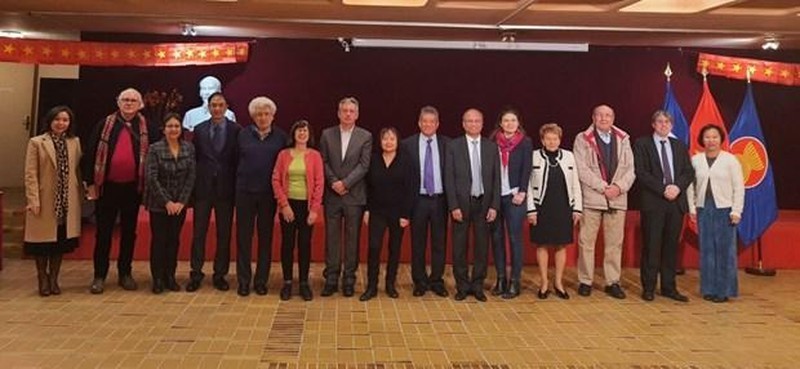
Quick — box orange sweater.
[272,148,324,214]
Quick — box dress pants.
[149,210,186,282]
[409,195,447,289]
[190,192,234,282]
[280,199,312,282]
[640,204,683,294]
[577,208,625,286]
[491,194,526,281]
[323,202,363,288]
[366,212,404,288]
[94,181,141,279]
[698,197,738,298]
[236,191,277,288]
[451,196,490,294]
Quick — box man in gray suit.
[319,97,373,297]
[444,108,500,302]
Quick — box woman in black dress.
[526,123,583,299]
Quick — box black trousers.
[366,212,404,288]
[94,181,140,279]
[149,210,186,282]
[235,191,277,287]
[409,195,448,289]
[280,199,313,283]
[190,193,234,282]
[323,202,363,288]
[640,204,684,294]
[451,197,490,294]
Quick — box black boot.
[48,254,63,295]
[35,256,51,297]
[503,279,521,299]
[491,278,508,296]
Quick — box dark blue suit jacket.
[502,136,534,194]
[193,118,241,199]
[402,133,450,203]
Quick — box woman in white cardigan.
[527,123,582,299]
[687,124,744,303]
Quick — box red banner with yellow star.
[697,52,800,87]
[0,39,249,67]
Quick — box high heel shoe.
[537,289,550,299]
[554,288,570,300]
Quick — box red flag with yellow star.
[689,79,730,155]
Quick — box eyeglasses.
[119,98,140,103]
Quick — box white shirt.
[466,135,483,196]
[340,125,354,160]
[418,134,443,195]
[653,133,674,184]
[597,129,611,144]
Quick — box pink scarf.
[495,131,524,167]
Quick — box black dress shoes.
[152,279,164,294]
[342,285,355,297]
[642,291,655,301]
[554,288,570,300]
[712,296,729,303]
[537,289,550,300]
[502,280,520,299]
[662,291,689,302]
[321,285,338,297]
[413,285,427,297]
[166,277,181,292]
[254,285,268,296]
[118,275,138,291]
[237,284,250,297]
[185,280,201,292]
[604,283,626,299]
[491,279,508,296]
[474,290,488,302]
[454,290,468,301]
[280,283,292,301]
[430,285,449,297]
[577,283,592,297]
[299,283,313,301]
[359,288,377,302]
[213,278,230,292]
[386,285,399,299]
[703,295,714,301]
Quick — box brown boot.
[35,256,51,297]
[48,254,63,295]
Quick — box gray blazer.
[319,125,373,206]
[444,135,501,213]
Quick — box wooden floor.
[0,259,798,368]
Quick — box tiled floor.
[0,259,798,368]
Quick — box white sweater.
[687,151,745,217]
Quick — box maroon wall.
[76,34,800,208]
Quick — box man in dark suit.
[633,109,694,302]
[318,97,373,297]
[186,92,241,292]
[444,108,500,302]
[401,106,450,298]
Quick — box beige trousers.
[577,208,626,286]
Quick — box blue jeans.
[491,194,526,281]
[698,196,738,298]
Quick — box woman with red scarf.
[490,108,533,299]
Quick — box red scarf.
[93,112,149,195]
[495,131,524,167]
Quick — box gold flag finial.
[701,66,708,82]
[746,66,753,83]
[664,63,673,82]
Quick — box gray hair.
[338,96,359,109]
[248,96,277,116]
[117,88,142,103]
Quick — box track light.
[337,37,351,53]
[761,37,779,50]
[181,23,197,37]
[500,32,516,43]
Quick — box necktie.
[660,140,673,184]
[470,140,483,197]
[423,138,435,194]
[212,124,224,153]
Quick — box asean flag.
[689,79,729,155]
[729,84,778,247]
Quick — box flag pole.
[666,62,686,275]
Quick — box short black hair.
[697,124,726,148]
[39,105,76,137]
[162,112,186,140]
[207,91,226,106]
[287,119,315,148]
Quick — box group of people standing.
[23,87,745,304]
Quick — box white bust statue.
[182,75,236,131]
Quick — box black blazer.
[500,136,533,194]
[633,135,694,213]
[192,118,241,199]
[402,133,449,200]
[444,135,501,213]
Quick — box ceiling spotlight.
[500,32,516,43]
[0,30,24,39]
[761,36,779,50]
[181,23,197,37]
[337,37,351,53]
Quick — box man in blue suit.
[186,92,241,292]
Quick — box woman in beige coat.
[24,106,83,296]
